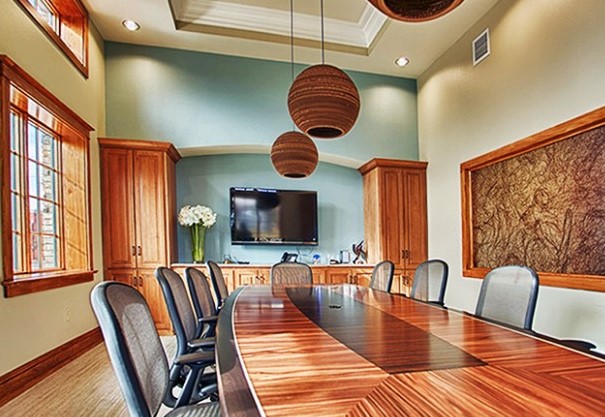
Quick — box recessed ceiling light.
[122,20,140,32]
[395,56,410,67]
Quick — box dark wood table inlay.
[286,286,485,373]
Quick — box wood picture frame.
[461,106,605,292]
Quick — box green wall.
[177,154,363,264]
[104,42,418,263]
[105,42,418,162]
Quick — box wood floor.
[0,337,176,417]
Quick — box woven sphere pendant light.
[287,64,360,139]
[368,0,465,22]
[270,131,318,178]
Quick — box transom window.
[14,0,89,77]
[1,55,94,297]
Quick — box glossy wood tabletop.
[216,285,605,417]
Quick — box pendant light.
[271,0,318,178]
[367,0,465,22]
[287,0,360,139]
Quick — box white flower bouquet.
[178,205,216,263]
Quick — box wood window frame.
[1,55,94,297]
[13,0,89,78]
[460,106,605,292]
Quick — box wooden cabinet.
[359,158,428,285]
[100,138,181,333]
[325,269,352,285]
[233,268,269,287]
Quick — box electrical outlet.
[64,306,72,322]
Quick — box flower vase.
[190,223,206,263]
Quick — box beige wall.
[0,0,105,374]
[418,0,605,350]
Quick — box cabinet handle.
[401,249,410,259]
[132,245,136,256]
[401,250,405,259]
[138,276,143,287]
[137,246,142,256]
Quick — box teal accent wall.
[104,42,419,263]
[177,154,363,264]
[105,42,419,162]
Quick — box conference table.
[215,284,605,416]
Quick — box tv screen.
[230,187,318,245]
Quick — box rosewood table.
[215,284,605,417]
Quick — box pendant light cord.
[290,0,296,131]
[320,0,325,64]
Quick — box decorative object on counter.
[312,254,321,264]
[352,240,367,264]
[339,250,351,264]
[367,0,465,22]
[287,0,360,139]
[178,204,217,263]
[271,0,318,178]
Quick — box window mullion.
[21,114,33,274]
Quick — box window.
[1,55,94,297]
[14,0,89,77]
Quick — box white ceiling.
[82,0,499,78]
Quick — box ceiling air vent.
[473,28,490,66]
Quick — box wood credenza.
[100,138,181,334]
[172,264,413,295]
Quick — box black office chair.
[270,262,313,286]
[475,265,539,330]
[186,267,219,338]
[155,267,217,406]
[207,261,229,310]
[410,259,449,306]
[369,260,395,292]
[90,281,220,417]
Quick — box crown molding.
[172,0,387,54]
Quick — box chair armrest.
[174,351,215,366]
[198,315,219,323]
[188,337,216,350]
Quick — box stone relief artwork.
[471,125,605,276]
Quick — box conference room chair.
[186,267,220,338]
[90,281,221,416]
[475,265,539,330]
[270,261,313,286]
[207,261,230,310]
[410,259,449,306]
[155,267,217,405]
[369,260,395,292]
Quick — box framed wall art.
[461,106,605,291]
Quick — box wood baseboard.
[0,327,102,407]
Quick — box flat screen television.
[230,187,318,245]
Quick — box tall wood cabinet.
[100,138,181,333]
[359,158,428,288]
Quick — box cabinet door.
[311,267,326,284]
[234,269,259,287]
[382,169,405,267]
[326,269,351,285]
[101,148,136,269]
[354,272,373,287]
[106,268,136,287]
[402,170,428,270]
[133,150,168,269]
[137,269,172,333]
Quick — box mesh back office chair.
[369,260,395,292]
[155,267,217,405]
[270,262,313,286]
[207,261,229,310]
[410,259,449,305]
[186,267,219,338]
[90,282,220,417]
[475,265,539,330]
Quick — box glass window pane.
[30,234,41,270]
[40,200,57,234]
[40,166,56,201]
[10,111,20,152]
[11,153,21,192]
[12,234,22,272]
[40,131,56,167]
[28,161,39,197]
[40,235,59,268]
[11,193,21,231]
[28,122,38,161]
[29,197,40,233]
